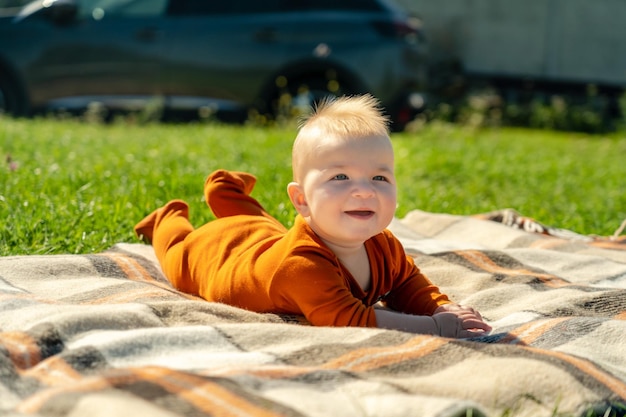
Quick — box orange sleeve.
[267,247,378,328]
[375,232,451,315]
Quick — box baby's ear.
[287,182,310,216]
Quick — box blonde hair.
[298,94,389,137]
[292,94,390,181]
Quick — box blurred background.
[1,0,625,132]
[395,0,626,132]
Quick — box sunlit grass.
[393,122,626,235]
[1,116,625,255]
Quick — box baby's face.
[296,134,397,248]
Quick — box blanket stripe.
[450,250,573,288]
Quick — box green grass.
[1,116,625,256]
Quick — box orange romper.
[139,170,450,327]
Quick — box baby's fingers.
[458,327,490,338]
[461,316,492,333]
[457,305,484,321]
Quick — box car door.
[156,0,287,113]
[18,0,167,110]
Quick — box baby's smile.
[345,210,375,219]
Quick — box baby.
[135,94,491,338]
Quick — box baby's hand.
[432,304,492,338]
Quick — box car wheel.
[270,75,350,121]
[0,70,28,116]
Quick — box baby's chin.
[318,231,381,250]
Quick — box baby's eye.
[332,174,349,180]
[373,175,388,182]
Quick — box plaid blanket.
[1,210,625,417]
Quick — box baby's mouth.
[345,210,375,218]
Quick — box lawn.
[1,116,625,255]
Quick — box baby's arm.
[374,304,491,338]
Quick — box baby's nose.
[352,181,375,197]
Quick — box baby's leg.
[204,170,281,226]
[134,200,197,294]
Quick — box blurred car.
[0,0,28,13]
[0,0,427,128]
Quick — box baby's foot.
[134,200,189,243]
[134,210,158,243]
[204,170,257,207]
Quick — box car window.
[282,0,384,12]
[167,0,281,15]
[165,0,383,16]
[77,0,166,19]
